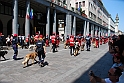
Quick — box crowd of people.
[0,32,110,62]
[89,34,124,83]
[1,32,124,81]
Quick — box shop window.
[5,6,9,14]
[8,7,12,15]
[21,10,25,18]
[0,5,4,14]
[18,9,21,17]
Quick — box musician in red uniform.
[78,35,82,47]
[95,35,99,48]
[69,35,75,56]
[81,35,85,51]
[25,37,29,46]
[51,33,57,52]
[34,33,39,43]
[45,34,49,47]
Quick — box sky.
[102,0,124,32]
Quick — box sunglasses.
[108,72,116,76]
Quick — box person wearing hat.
[35,36,46,66]
[51,33,58,52]
[69,35,75,55]
[95,35,99,48]
[12,34,18,60]
[111,53,123,68]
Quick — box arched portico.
[0,20,3,33]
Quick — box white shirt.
[111,63,123,68]
[6,37,10,42]
[119,72,124,83]
[105,78,119,83]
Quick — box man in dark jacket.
[36,37,46,66]
[85,35,91,51]
[12,34,18,60]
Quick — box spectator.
[111,53,123,68]
[89,67,122,83]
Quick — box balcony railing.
[45,0,109,28]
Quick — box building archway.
[7,19,12,36]
[0,20,3,33]
[7,19,20,36]
[23,23,33,36]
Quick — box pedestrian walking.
[35,36,46,66]
[69,35,75,55]
[12,34,18,60]
[85,34,91,51]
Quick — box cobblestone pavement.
[0,43,113,83]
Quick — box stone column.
[95,26,98,36]
[100,28,102,36]
[91,24,94,37]
[25,0,30,38]
[46,7,50,38]
[86,21,89,35]
[83,21,87,37]
[64,13,71,40]
[72,16,76,36]
[53,9,56,34]
[12,0,18,35]
[98,27,101,37]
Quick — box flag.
[26,9,30,19]
[30,9,33,19]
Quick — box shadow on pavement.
[72,51,113,83]
[23,61,38,68]
[40,61,49,67]
[0,58,10,61]
[14,57,24,60]
[0,81,12,83]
